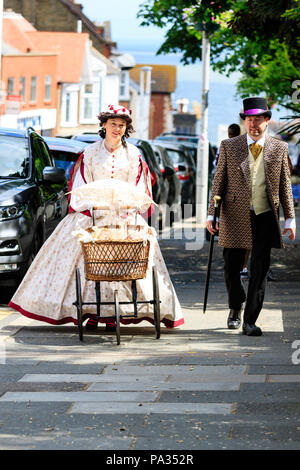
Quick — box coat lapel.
[263,135,273,186]
[239,135,251,188]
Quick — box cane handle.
[214,195,221,207]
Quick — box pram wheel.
[152,266,161,339]
[75,268,83,341]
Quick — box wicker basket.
[80,226,150,281]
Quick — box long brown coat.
[208,134,295,249]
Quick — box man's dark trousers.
[223,210,278,325]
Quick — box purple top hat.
[239,97,272,120]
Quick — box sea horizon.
[119,47,288,145]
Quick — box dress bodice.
[83,140,141,185]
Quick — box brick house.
[3,0,116,58]
[1,12,58,134]
[1,11,120,136]
[130,64,177,139]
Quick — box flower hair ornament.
[105,104,132,116]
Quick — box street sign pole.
[196,26,210,228]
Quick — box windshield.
[0,135,30,178]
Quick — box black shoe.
[85,316,98,331]
[105,322,116,332]
[242,323,262,336]
[227,309,242,329]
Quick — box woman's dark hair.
[97,112,134,146]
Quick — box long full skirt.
[9,212,184,328]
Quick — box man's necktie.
[249,143,263,160]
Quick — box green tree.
[138,0,300,112]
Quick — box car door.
[31,134,67,239]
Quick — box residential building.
[3,0,116,58]
[173,98,197,135]
[110,51,136,109]
[1,11,120,136]
[130,64,177,139]
[1,12,58,134]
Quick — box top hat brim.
[240,110,272,120]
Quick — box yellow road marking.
[0,309,14,319]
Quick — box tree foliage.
[138,0,300,112]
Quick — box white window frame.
[119,70,129,101]
[19,77,26,103]
[30,76,37,103]
[45,75,52,102]
[80,82,98,124]
[7,77,14,96]
[60,84,79,128]
[65,92,71,123]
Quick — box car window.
[154,150,162,166]
[31,135,52,180]
[185,147,197,164]
[183,150,196,167]
[50,150,79,163]
[0,135,30,178]
[165,149,185,165]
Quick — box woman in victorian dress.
[9,105,184,331]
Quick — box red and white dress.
[9,140,184,328]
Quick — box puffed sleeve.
[69,163,92,213]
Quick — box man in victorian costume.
[207,97,295,336]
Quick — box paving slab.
[0,391,158,402]
[87,382,240,391]
[68,402,234,415]
[103,365,248,375]
[0,436,134,451]
[268,374,300,382]
[19,373,168,383]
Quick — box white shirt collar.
[247,133,266,147]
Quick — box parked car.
[128,138,169,220]
[0,127,68,287]
[158,134,216,183]
[149,142,181,225]
[153,140,196,216]
[72,133,100,144]
[156,133,199,144]
[44,137,89,180]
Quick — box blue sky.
[80,0,239,84]
[80,0,167,48]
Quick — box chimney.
[94,21,104,37]
[176,98,189,113]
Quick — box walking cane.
[203,195,221,314]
